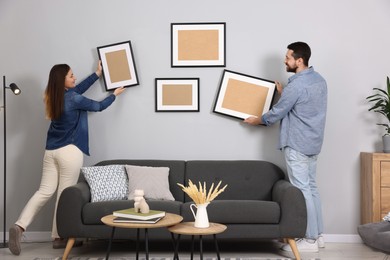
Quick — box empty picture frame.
[97,41,139,91]
[171,22,226,67]
[155,78,199,112]
[213,70,276,120]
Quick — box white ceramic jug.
[190,202,210,228]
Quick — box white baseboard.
[1,231,52,243]
[21,231,53,242]
[1,232,363,243]
[323,234,363,243]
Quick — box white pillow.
[82,165,128,202]
[125,165,175,201]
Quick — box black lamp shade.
[9,83,21,95]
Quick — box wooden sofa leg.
[62,238,75,260]
[286,238,301,260]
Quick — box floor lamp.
[1,76,21,248]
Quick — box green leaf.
[387,76,390,94]
[366,77,390,131]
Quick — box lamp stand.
[1,76,8,248]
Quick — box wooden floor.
[0,239,388,260]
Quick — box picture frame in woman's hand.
[97,40,139,91]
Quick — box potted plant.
[366,76,390,152]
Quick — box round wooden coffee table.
[168,222,227,260]
[101,213,183,260]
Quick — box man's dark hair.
[287,42,311,66]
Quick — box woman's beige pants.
[15,144,83,238]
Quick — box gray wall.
[0,0,389,239]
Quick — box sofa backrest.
[185,160,285,202]
[78,159,285,203]
[92,159,186,201]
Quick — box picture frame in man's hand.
[97,41,139,91]
[213,69,276,120]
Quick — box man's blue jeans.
[284,147,324,240]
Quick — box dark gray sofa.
[57,160,307,259]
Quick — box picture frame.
[213,70,276,121]
[155,78,200,112]
[171,22,226,67]
[97,41,139,91]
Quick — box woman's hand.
[113,87,125,96]
[95,60,103,77]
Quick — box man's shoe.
[317,235,325,248]
[53,238,83,249]
[9,225,23,255]
[281,238,319,253]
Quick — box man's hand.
[243,116,262,125]
[275,81,283,94]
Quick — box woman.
[8,62,125,255]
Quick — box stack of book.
[112,208,166,224]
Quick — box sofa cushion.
[125,165,175,201]
[185,161,285,202]
[181,200,280,224]
[82,200,182,224]
[94,160,186,201]
[81,165,128,202]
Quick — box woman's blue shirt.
[45,73,115,155]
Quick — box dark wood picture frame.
[97,41,139,91]
[213,70,276,120]
[155,78,200,112]
[171,22,226,67]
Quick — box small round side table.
[101,213,183,260]
[168,222,227,260]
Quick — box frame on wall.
[213,70,276,121]
[171,22,226,67]
[97,41,139,91]
[155,78,200,112]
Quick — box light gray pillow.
[125,165,175,201]
[82,165,128,202]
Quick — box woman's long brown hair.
[44,64,70,120]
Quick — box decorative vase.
[383,135,390,153]
[190,202,210,228]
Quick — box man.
[244,42,327,252]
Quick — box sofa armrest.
[57,182,91,238]
[272,179,307,238]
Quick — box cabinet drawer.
[381,187,390,214]
[381,161,390,186]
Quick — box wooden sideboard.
[360,152,390,224]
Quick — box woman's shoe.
[9,225,23,255]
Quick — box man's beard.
[286,64,297,73]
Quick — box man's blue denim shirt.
[46,73,115,155]
[262,67,327,156]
